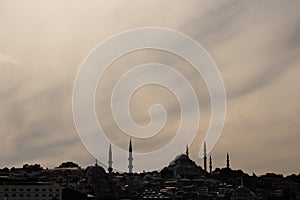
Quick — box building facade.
[0,182,62,200]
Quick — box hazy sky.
[0,0,300,175]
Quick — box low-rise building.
[0,182,62,200]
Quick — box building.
[165,146,204,179]
[85,162,112,199]
[0,182,62,200]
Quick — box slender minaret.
[203,142,207,172]
[226,153,230,169]
[209,155,212,174]
[186,144,189,157]
[128,139,133,173]
[108,143,113,173]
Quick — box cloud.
[0,0,299,174]
[0,54,21,66]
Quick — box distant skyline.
[0,1,300,175]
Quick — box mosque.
[84,140,232,198]
[104,140,231,178]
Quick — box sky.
[0,0,300,175]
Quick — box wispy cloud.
[0,0,299,174]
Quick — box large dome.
[167,153,203,179]
[86,165,106,177]
[173,154,189,162]
[169,154,192,166]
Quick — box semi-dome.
[236,186,250,193]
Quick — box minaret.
[209,155,212,174]
[203,142,207,173]
[226,153,230,169]
[186,144,189,157]
[128,139,133,173]
[108,143,113,173]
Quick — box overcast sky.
[0,0,300,175]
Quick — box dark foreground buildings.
[0,141,299,200]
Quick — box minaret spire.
[203,142,207,173]
[226,153,230,169]
[108,143,113,173]
[209,155,212,174]
[186,144,189,157]
[128,139,133,173]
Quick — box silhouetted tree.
[22,164,43,172]
[0,167,9,173]
[57,161,80,168]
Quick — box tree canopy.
[57,161,80,168]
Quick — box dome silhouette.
[86,165,106,178]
